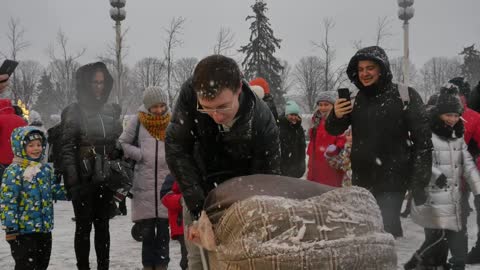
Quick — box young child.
[0,126,64,270]
[161,174,188,270]
[324,127,352,187]
[406,84,480,270]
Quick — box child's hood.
[10,126,47,161]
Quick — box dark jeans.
[176,236,189,270]
[417,228,467,270]
[373,191,405,238]
[72,185,113,270]
[141,218,170,267]
[8,232,52,270]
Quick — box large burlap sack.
[208,186,396,270]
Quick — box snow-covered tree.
[419,56,462,100]
[460,45,480,86]
[239,0,285,107]
[33,72,57,128]
[294,56,325,111]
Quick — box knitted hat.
[143,86,168,110]
[250,77,270,94]
[316,91,337,105]
[25,131,43,144]
[250,85,265,99]
[448,77,471,97]
[435,83,463,115]
[285,100,300,115]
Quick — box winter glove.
[435,174,448,189]
[411,188,427,207]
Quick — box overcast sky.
[1,0,479,70]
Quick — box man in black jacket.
[165,55,280,269]
[60,62,122,270]
[326,46,433,238]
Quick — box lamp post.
[110,0,126,104]
[397,0,414,86]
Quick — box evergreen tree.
[239,0,285,108]
[33,72,58,128]
[460,44,480,86]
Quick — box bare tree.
[312,18,348,93]
[375,16,393,47]
[47,29,85,111]
[293,56,325,111]
[172,57,197,102]
[213,27,236,56]
[419,57,462,100]
[2,17,31,101]
[279,59,294,96]
[389,56,418,85]
[352,39,364,51]
[163,17,186,106]
[133,57,166,90]
[16,60,43,108]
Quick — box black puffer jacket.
[165,79,281,217]
[326,46,433,198]
[469,81,480,113]
[278,115,306,178]
[60,62,122,191]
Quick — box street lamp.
[110,0,126,104]
[397,0,414,86]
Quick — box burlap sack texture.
[208,186,397,270]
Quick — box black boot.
[404,253,422,270]
[467,244,480,264]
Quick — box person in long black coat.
[278,100,306,178]
[326,46,433,238]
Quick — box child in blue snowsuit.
[0,126,65,270]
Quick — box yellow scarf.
[138,112,171,141]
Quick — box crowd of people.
[0,46,480,270]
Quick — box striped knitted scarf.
[138,112,171,141]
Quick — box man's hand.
[0,74,9,94]
[186,223,201,243]
[334,98,353,119]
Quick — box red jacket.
[460,96,480,168]
[161,181,184,239]
[307,114,346,187]
[0,99,26,165]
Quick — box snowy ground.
[0,200,478,269]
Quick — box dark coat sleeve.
[405,87,433,203]
[60,104,81,190]
[165,81,206,218]
[251,102,281,175]
[469,84,480,113]
[325,108,351,136]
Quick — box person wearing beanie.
[447,79,480,264]
[60,61,123,270]
[325,46,432,238]
[405,83,480,270]
[119,85,171,270]
[307,91,346,187]
[278,100,306,178]
[249,77,279,122]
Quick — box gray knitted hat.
[143,86,168,109]
[316,91,337,105]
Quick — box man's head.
[143,86,169,116]
[91,69,105,99]
[193,55,242,124]
[346,46,392,91]
[358,60,381,87]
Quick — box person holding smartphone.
[325,46,433,238]
[0,74,9,94]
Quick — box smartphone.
[0,59,19,82]
[337,88,351,101]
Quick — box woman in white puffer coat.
[119,86,171,270]
[406,84,480,270]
